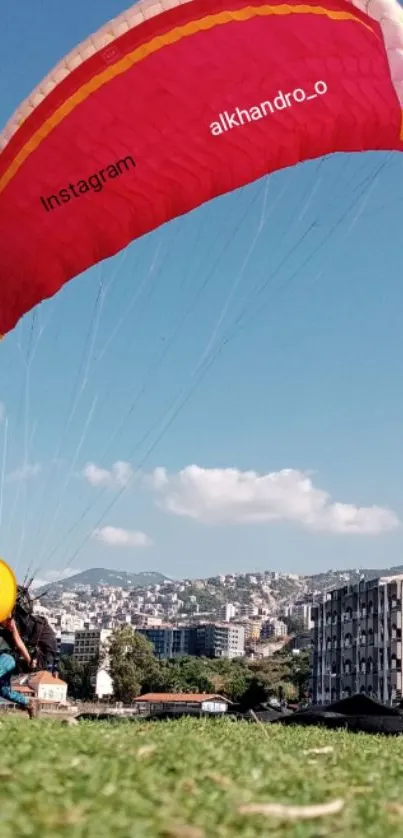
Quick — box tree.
[59,655,95,700]
[166,657,215,693]
[288,649,311,700]
[144,661,181,693]
[276,681,298,702]
[247,648,311,703]
[222,670,249,703]
[239,676,268,709]
[108,626,159,703]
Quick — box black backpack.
[14,587,58,671]
[28,614,58,670]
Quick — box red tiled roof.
[133,693,230,703]
[28,671,67,687]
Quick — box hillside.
[36,567,168,594]
[35,562,403,611]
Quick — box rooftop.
[28,672,67,687]
[134,693,230,704]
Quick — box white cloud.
[150,465,399,536]
[82,461,134,489]
[92,526,153,548]
[7,463,41,483]
[150,466,169,489]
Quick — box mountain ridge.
[34,562,403,597]
[35,567,169,594]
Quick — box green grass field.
[2,716,403,837]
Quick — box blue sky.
[1,1,403,584]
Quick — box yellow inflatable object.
[0,559,17,621]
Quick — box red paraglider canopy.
[0,0,402,337]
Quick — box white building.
[60,614,85,632]
[197,623,245,658]
[220,603,236,622]
[29,672,68,703]
[94,669,114,699]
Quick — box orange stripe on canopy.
[0,3,375,196]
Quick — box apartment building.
[291,602,315,631]
[137,623,245,659]
[196,622,245,659]
[311,574,403,706]
[136,626,193,659]
[57,632,75,658]
[241,619,261,642]
[261,619,288,640]
[73,629,112,665]
[219,603,236,622]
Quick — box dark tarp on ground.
[75,694,403,733]
[244,702,293,723]
[267,693,403,735]
[317,693,399,716]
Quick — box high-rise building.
[311,574,403,706]
[136,626,193,659]
[73,629,112,665]
[195,623,245,659]
[137,623,245,660]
